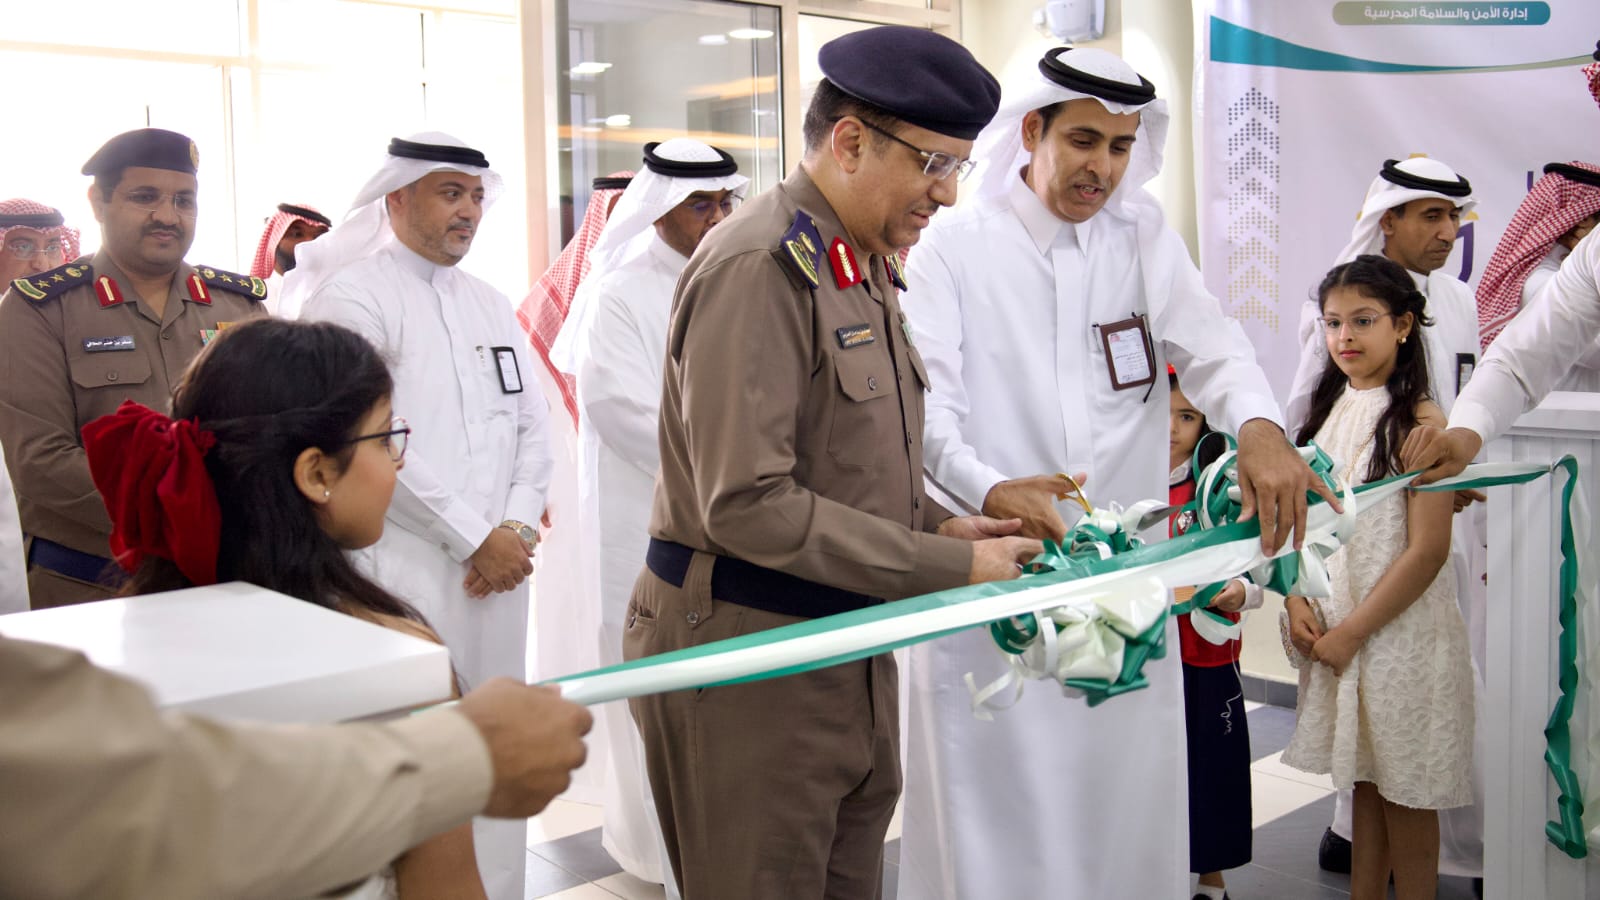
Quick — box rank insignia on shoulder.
[10,262,93,304]
[193,266,269,302]
[884,253,908,291]
[829,238,862,290]
[777,211,823,290]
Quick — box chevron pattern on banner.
[1223,87,1282,331]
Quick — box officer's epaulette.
[775,211,824,291]
[190,265,269,303]
[10,262,93,304]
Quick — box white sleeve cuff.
[1446,401,1496,447]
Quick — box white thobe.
[1454,229,1600,442]
[0,443,24,613]
[571,236,678,891]
[302,241,554,900]
[1285,260,1487,875]
[897,173,1281,900]
[1525,246,1600,391]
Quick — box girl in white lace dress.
[1280,256,1474,900]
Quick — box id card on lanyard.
[491,346,524,394]
[1096,313,1156,392]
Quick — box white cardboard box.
[0,581,453,723]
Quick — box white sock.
[1194,885,1226,900]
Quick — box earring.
[1400,336,1407,344]
[323,489,331,499]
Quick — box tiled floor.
[523,701,1478,898]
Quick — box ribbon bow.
[82,400,222,586]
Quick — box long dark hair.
[1294,254,1433,482]
[125,319,426,629]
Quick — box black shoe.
[1473,877,1483,898]
[1318,826,1352,874]
[1191,894,1230,900]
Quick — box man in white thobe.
[548,138,746,896]
[897,47,1323,900]
[1284,156,1488,880]
[282,132,555,900]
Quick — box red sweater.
[1170,475,1242,667]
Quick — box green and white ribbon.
[544,455,1587,857]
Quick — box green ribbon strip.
[544,455,1587,856]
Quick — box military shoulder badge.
[191,265,268,304]
[10,262,93,305]
[775,211,823,291]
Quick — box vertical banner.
[1198,1,1600,407]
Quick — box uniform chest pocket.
[68,351,152,391]
[827,349,896,468]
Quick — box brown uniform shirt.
[0,250,267,558]
[0,635,490,899]
[648,166,972,601]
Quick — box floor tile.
[1247,704,1298,761]
[1223,861,1351,899]
[592,872,668,900]
[529,799,606,845]
[524,850,587,900]
[1251,749,1337,791]
[1245,793,1353,892]
[532,827,625,882]
[1253,771,1338,828]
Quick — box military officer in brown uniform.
[625,26,1039,899]
[0,128,267,609]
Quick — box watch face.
[518,525,537,543]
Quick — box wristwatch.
[500,519,538,551]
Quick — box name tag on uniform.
[83,335,135,353]
[491,346,523,394]
[1456,352,1476,395]
[835,324,875,349]
[1097,314,1156,391]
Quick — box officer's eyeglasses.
[343,416,411,462]
[851,119,976,183]
[685,195,738,219]
[5,238,63,261]
[1318,313,1396,336]
[121,189,199,219]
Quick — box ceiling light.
[604,114,632,128]
[570,61,612,76]
[727,28,773,40]
[698,34,729,46]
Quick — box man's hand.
[981,473,1086,542]
[1400,425,1482,486]
[1452,489,1486,513]
[1235,419,1341,555]
[465,528,534,598]
[937,515,1023,541]
[968,536,1045,584]
[456,680,592,818]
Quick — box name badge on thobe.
[491,346,524,393]
[1097,314,1156,391]
[1455,352,1476,395]
[83,335,135,352]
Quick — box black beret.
[82,128,199,179]
[818,26,1000,141]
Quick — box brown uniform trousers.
[626,166,972,899]
[0,251,266,607]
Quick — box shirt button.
[905,430,913,445]
[914,497,921,509]
[161,331,172,341]
[106,371,119,382]
[867,376,878,391]
[686,610,701,625]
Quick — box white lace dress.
[1281,384,1475,809]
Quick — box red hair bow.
[83,400,222,586]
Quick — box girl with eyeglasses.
[1279,254,1473,900]
[81,317,487,900]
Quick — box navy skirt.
[1183,662,1253,873]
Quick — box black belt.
[646,538,883,619]
[26,537,119,586]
